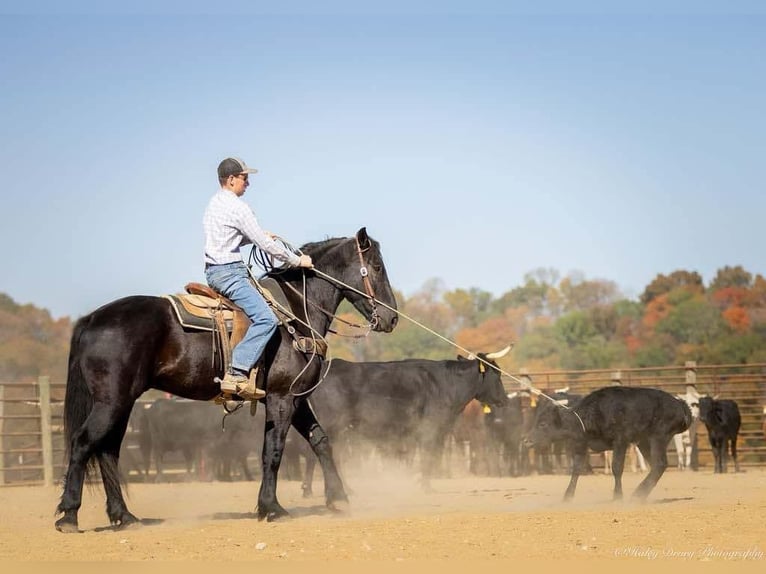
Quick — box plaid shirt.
[203,189,301,266]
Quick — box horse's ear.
[356,227,370,248]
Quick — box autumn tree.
[0,294,72,381]
[640,270,704,305]
[558,272,621,312]
[708,265,753,292]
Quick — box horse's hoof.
[327,499,350,514]
[257,505,290,522]
[266,511,291,522]
[116,513,140,529]
[55,518,80,534]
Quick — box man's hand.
[298,254,313,268]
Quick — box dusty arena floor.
[0,467,764,565]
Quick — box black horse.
[55,228,398,532]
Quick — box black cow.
[530,389,585,475]
[698,397,741,474]
[140,398,224,481]
[524,386,692,501]
[483,392,526,476]
[303,346,512,493]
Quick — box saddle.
[163,278,328,377]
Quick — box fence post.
[38,376,54,487]
[0,384,5,486]
[519,368,534,404]
[685,361,700,471]
[611,371,622,386]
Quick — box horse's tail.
[62,314,96,478]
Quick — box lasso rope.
[248,240,587,431]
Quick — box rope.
[248,238,586,431]
[311,267,587,433]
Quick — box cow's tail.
[61,314,96,480]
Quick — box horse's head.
[299,227,398,333]
[340,227,398,332]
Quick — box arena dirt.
[0,466,763,564]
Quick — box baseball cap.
[217,157,259,179]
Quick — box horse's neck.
[279,274,342,335]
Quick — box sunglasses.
[233,174,249,182]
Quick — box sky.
[1,2,765,319]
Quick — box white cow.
[673,385,701,470]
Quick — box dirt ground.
[0,465,764,564]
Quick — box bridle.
[355,235,380,330]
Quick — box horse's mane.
[298,236,347,259]
[263,236,349,282]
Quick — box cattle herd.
[122,349,745,504]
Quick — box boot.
[235,365,266,401]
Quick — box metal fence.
[2,362,765,485]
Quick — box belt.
[205,261,244,269]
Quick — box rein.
[247,236,381,397]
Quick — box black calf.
[525,386,691,501]
[698,397,741,473]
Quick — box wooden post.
[611,371,622,386]
[519,368,534,405]
[0,384,5,486]
[38,376,54,487]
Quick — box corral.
[0,362,764,563]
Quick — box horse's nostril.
[391,316,398,328]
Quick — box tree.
[708,265,753,292]
[558,274,621,312]
[0,294,72,381]
[443,287,493,330]
[492,268,562,318]
[640,270,703,304]
[455,316,517,359]
[655,296,724,348]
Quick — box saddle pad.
[163,294,234,332]
[256,277,295,325]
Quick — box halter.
[355,235,380,330]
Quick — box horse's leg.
[97,409,139,528]
[291,398,348,511]
[302,452,316,497]
[256,395,295,521]
[56,401,133,532]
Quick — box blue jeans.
[205,262,278,374]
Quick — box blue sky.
[2,3,765,319]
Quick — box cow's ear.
[457,355,467,361]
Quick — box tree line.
[1,264,764,381]
[328,265,766,371]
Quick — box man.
[203,157,312,399]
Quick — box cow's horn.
[466,353,476,360]
[485,345,512,360]
[554,399,569,406]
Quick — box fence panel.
[2,362,765,486]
